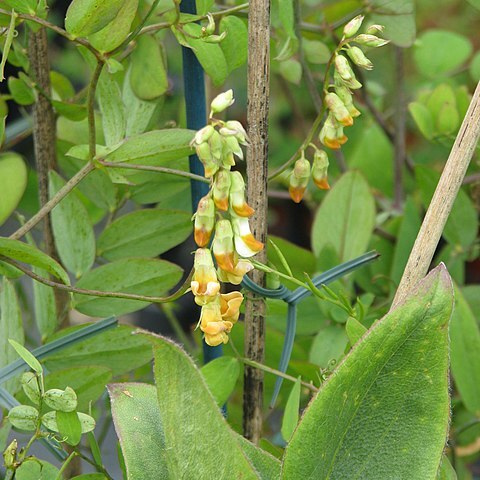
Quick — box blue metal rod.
[180,0,223,364]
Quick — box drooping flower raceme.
[189,90,264,346]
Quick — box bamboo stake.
[392,81,480,309]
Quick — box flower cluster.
[319,15,389,150]
[190,90,264,346]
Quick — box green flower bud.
[289,157,311,203]
[343,15,364,38]
[203,13,216,36]
[365,24,385,35]
[196,141,219,178]
[224,120,249,144]
[203,32,228,44]
[193,125,215,145]
[334,55,362,90]
[209,130,224,161]
[347,46,373,70]
[210,89,234,116]
[319,113,348,150]
[335,85,361,118]
[325,92,353,126]
[224,134,243,161]
[354,34,390,47]
[312,149,330,190]
[213,169,231,211]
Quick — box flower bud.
[3,439,17,469]
[230,171,254,217]
[217,256,254,284]
[343,15,364,38]
[347,46,373,70]
[212,169,231,210]
[196,141,219,178]
[220,291,243,323]
[312,149,330,190]
[319,114,348,149]
[334,56,362,90]
[191,248,220,305]
[354,34,390,48]
[224,120,249,144]
[203,13,215,36]
[212,219,236,273]
[194,195,215,247]
[288,157,311,203]
[365,24,384,35]
[193,125,215,145]
[325,92,353,126]
[335,85,361,118]
[209,129,224,161]
[231,214,264,258]
[210,89,234,116]
[223,134,244,161]
[202,32,228,44]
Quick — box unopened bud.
[209,130,224,161]
[312,150,330,190]
[212,219,236,272]
[334,63,362,90]
[193,125,214,145]
[354,34,389,48]
[230,171,254,217]
[335,85,361,118]
[224,120,249,144]
[213,169,231,210]
[203,32,227,44]
[334,55,362,90]
[194,195,215,247]
[365,24,384,35]
[196,141,219,178]
[325,92,353,126]
[3,439,17,469]
[203,13,215,36]
[343,15,364,38]
[319,114,348,149]
[210,89,234,116]
[347,46,373,70]
[289,157,311,203]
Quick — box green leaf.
[470,51,480,81]
[88,0,138,53]
[278,58,302,84]
[7,405,39,431]
[409,101,434,139]
[130,35,168,100]
[15,459,59,480]
[345,316,367,345]
[8,339,42,374]
[71,475,108,480]
[49,171,96,277]
[219,16,248,72]
[8,75,36,105]
[368,0,416,47]
[309,324,348,368]
[65,0,126,37]
[196,0,213,15]
[450,286,480,414]
[21,372,41,406]
[0,237,70,284]
[281,376,301,442]
[303,39,331,64]
[50,71,75,99]
[43,366,112,411]
[44,386,78,412]
[148,333,260,478]
[282,266,453,479]
[52,100,87,121]
[182,23,228,86]
[97,70,125,146]
[416,166,477,248]
[235,434,281,480]
[436,102,459,135]
[42,410,95,435]
[56,410,82,445]
[414,30,472,77]
[0,152,28,226]
[32,265,58,341]
[200,356,240,406]
[3,1,37,15]
[97,209,191,261]
[108,383,169,480]
[312,171,376,262]
[44,325,152,376]
[438,455,457,480]
[0,278,24,392]
[73,258,182,316]
[390,197,421,285]
[104,128,194,165]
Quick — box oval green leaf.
[0,152,27,226]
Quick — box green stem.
[75,451,115,480]
[0,256,193,304]
[55,451,78,480]
[99,160,209,183]
[9,162,95,240]
[251,260,309,289]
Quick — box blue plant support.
[180,0,223,365]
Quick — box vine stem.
[391,80,480,309]
[0,8,103,61]
[88,61,104,159]
[0,256,193,304]
[98,160,209,183]
[9,162,95,241]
